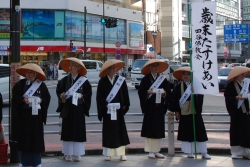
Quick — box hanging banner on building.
[191,1,219,94]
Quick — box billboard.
[129,22,144,47]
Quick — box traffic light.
[103,18,118,28]
[70,42,73,49]
[101,18,105,23]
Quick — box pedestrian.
[171,67,210,159]
[138,59,170,159]
[123,66,127,77]
[96,59,130,161]
[224,66,250,159]
[56,57,92,162]
[12,63,51,167]
[128,65,132,77]
[46,64,51,80]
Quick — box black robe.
[224,81,250,148]
[12,79,51,152]
[96,75,130,148]
[171,82,208,142]
[56,74,92,142]
[138,74,171,139]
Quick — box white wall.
[2,0,142,22]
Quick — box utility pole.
[84,6,87,59]
[10,0,21,163]
[103,0,106,62]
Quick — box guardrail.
[2,112,230,135]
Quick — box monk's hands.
[147,88,155,94]
[60,92,66,99]
[23,97,29,104]
[78,94,83,99]
[175,112,180,121]
[236,94,247,100]
[162,90,166,97]
[191,86,194,93]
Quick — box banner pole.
[188,0,197,159]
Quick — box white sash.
[237,79,249,109]
[106,76,125,103]
[23,79,42,97]
[179,84,192,108]
[23,79,42,115]
[65,76,87,99]
[148,75,166,99]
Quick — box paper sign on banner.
[111,105,117,120]
[31,98,39,115]
[152,88,164,103]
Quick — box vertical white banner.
[191,1,219,94]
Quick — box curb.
[42,147,231,157]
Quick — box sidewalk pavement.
[2,153,250,167]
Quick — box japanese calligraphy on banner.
[191,1,219,94]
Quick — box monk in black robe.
[12,63,50,167]
[97,59,130,161]
[224,66,250,159]
[171,67,210,159]
[138,59,170,159]
[56,58,92,162]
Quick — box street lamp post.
[152,31,158,58]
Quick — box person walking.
[12,63,51,167]
[56,57,92,162]
[224,66,250,159]
[128,65,132,77]
[96,59,130,161]
[138,59,170,159]
[171,67,210,159]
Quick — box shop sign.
[37,46,44,51]
[127,49,146,54]
[0,51,8,56]
[0,46,8,50]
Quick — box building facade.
[0,0,146,67]
[158,0,242,63]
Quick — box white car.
[0,64,10,103]
[58,59,103,84]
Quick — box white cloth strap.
[148,75,166,99]
[65,76,87,99]
[179,83,192,108]
[106,76,125,103]
[23,79,42,97]
[237,79,249,109]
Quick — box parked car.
[181,62,190,66]
[0,64,10,103]
[218,67,233,91]
[58,59,103,84]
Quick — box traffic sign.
[149,47,154,52]
[115,42,121,47]
[224,24,249,43]
[187,43,192,50]
[116,55,121,60]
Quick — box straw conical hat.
[173,67,191,81]
[16,63,46,81]
[141,59,169,75]
[227,66,250,82]
[99,59,125,78]
[59,57,87,76]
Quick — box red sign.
[127,49,146,54]
[115,42,121,47]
